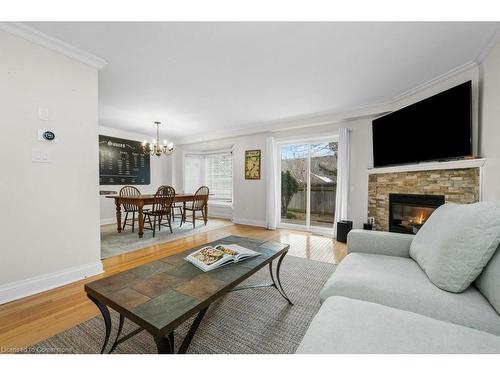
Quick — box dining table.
[106,194,207,238]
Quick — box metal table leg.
[88,295,112,354]
[269,252,293,305]
[178,306,209,354]
[154,334,174,354]
[108,314,125,354]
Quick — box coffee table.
[84,235,292,354]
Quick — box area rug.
[101,218,233,259]
[30,255,335,354]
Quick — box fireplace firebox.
[389,193,445,234]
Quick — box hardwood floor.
[0,224,346,351]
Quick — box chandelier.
[141,121,174,157]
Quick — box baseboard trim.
[208,213,233,220]
[100,217,116,225]
[0,261,103,305]
[101,215,233,225]
[232,218,266,228]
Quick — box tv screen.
[372,81,472,168]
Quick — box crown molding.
[391,61,478,103]
[176,61,479,145]
[175,103,387,145]
[0,22,107,69]
[474,28,500,64]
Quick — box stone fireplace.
[368,162,482,232]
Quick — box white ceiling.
[26,22,500,142]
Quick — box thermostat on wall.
[38,128,56,142]
[43,131,55,141]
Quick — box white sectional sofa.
[297,202,500,354]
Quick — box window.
[184,151,233,202]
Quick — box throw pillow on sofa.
[409,201,500,293]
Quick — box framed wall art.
[245,150,261,180]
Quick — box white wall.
[99,126,173,224]
[479,39,500,201]
[0,30,102,303]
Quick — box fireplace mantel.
[367,158,486,175]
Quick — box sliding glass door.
[280,144,308,226]
[279,140,338,232]
[310,143,337,228]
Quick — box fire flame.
[415,212,426,225]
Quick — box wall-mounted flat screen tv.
[372,81,472,168]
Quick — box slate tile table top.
[85,235,291,354]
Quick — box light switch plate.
[32,149,50,163]
[38,107,49,121]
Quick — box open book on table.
[184,244,260,272]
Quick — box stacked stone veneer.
[368,168,480,231]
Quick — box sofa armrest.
[346,229,414,258]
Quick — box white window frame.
[276,134,339,236]
[183,149,233,204]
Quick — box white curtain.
[334,127,350,236]
[265,137,279,229]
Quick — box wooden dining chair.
[119,185,140,232]
[181,186,209,228]
[156,185,183,223]
[143,186,175,237]
[171,198,184,223]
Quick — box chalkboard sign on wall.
[99,135,151,185]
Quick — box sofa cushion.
[320,252,500,335]
[296,296,500,354]
[476,246,500,314]
[409,201,500,293]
